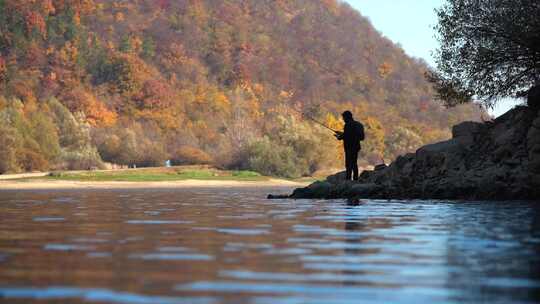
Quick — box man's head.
[342,110,353,123]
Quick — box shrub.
[59,147,104,170]
[244,136,303,178]
[171,146,213,165]
[20,148,49,171]
[0,125,21,173]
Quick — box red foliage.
[25,42,47,68]
[25,11,47,38]
[155,0,170,10]
[133,79,172,109]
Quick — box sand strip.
[0,179,308,190]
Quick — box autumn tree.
[429,0,540,108]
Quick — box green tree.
[29,110,61,162]
[119,34,132,53]
[0,125,21,173]
[245,136,301,178]
[142,36,156,59]
[429,0,540,108]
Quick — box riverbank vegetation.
[0,0,481,178]
[44,167,268,182]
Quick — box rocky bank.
[289,93,540,201]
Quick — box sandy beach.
[0,178,308,190]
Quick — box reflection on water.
[0,188,539,304]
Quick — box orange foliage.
[0,57,6,82]
[322,0,340,15]
[172,146,213,165]
[20,149,49,172]
[10,79,36,104]
[56,42,79,67]
[41,0,56,15]
[62,88,117,126]
[53,0,95,15]
[115,12,125,22]
[378,62,394,79]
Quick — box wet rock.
[299,181,334,198]
[345,183,382,197]
[267,194,290,199]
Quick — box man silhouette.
[335,111,364,181]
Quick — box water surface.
[0,187,539,303]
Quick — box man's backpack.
[357,122,365,141]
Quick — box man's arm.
[334,131,344,140]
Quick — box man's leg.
[352,149,359,181]
[345,150,352,180]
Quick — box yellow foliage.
[115,12,125,22]
[73,11,81,25]
[325,113,344,131]
[131,36,143,52]
[253,83,264,95]
[58,42,79,67]
[378,62,393,79]
[362,116,386,163]
[212,92,231,113]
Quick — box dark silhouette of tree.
[429,0,540,108]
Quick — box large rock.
[345,183,382,197]
[528,85,540,109]
[288,106,538,201]
[326,171,347,184]
[527,114,540,173]
[452,121,484,138]
[416,139,462,154]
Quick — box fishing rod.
[289,107,339,133]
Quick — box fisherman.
[335,111,365,181]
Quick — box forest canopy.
[0,0,481,177]
[429,0,540,108]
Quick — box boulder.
[305,181,333,198]
[374,163,387,171]
[528,85,540,109]
[528,119,540,146]
[416,139,463,157]
[527,117,540,173]
[326,171,347,184]
[452,121,484,138]
[529,154,540,173]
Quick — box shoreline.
[0,178,309,190]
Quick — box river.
[0,187,539,303]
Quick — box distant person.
[335,111,365,181]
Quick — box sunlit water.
[0,187,539,304]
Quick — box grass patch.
[43,167,268,182]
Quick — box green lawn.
[43,167,269,182]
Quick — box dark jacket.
[342,120,364,151]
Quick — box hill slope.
[0,0,481,177]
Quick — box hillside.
[0,0,482,177]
